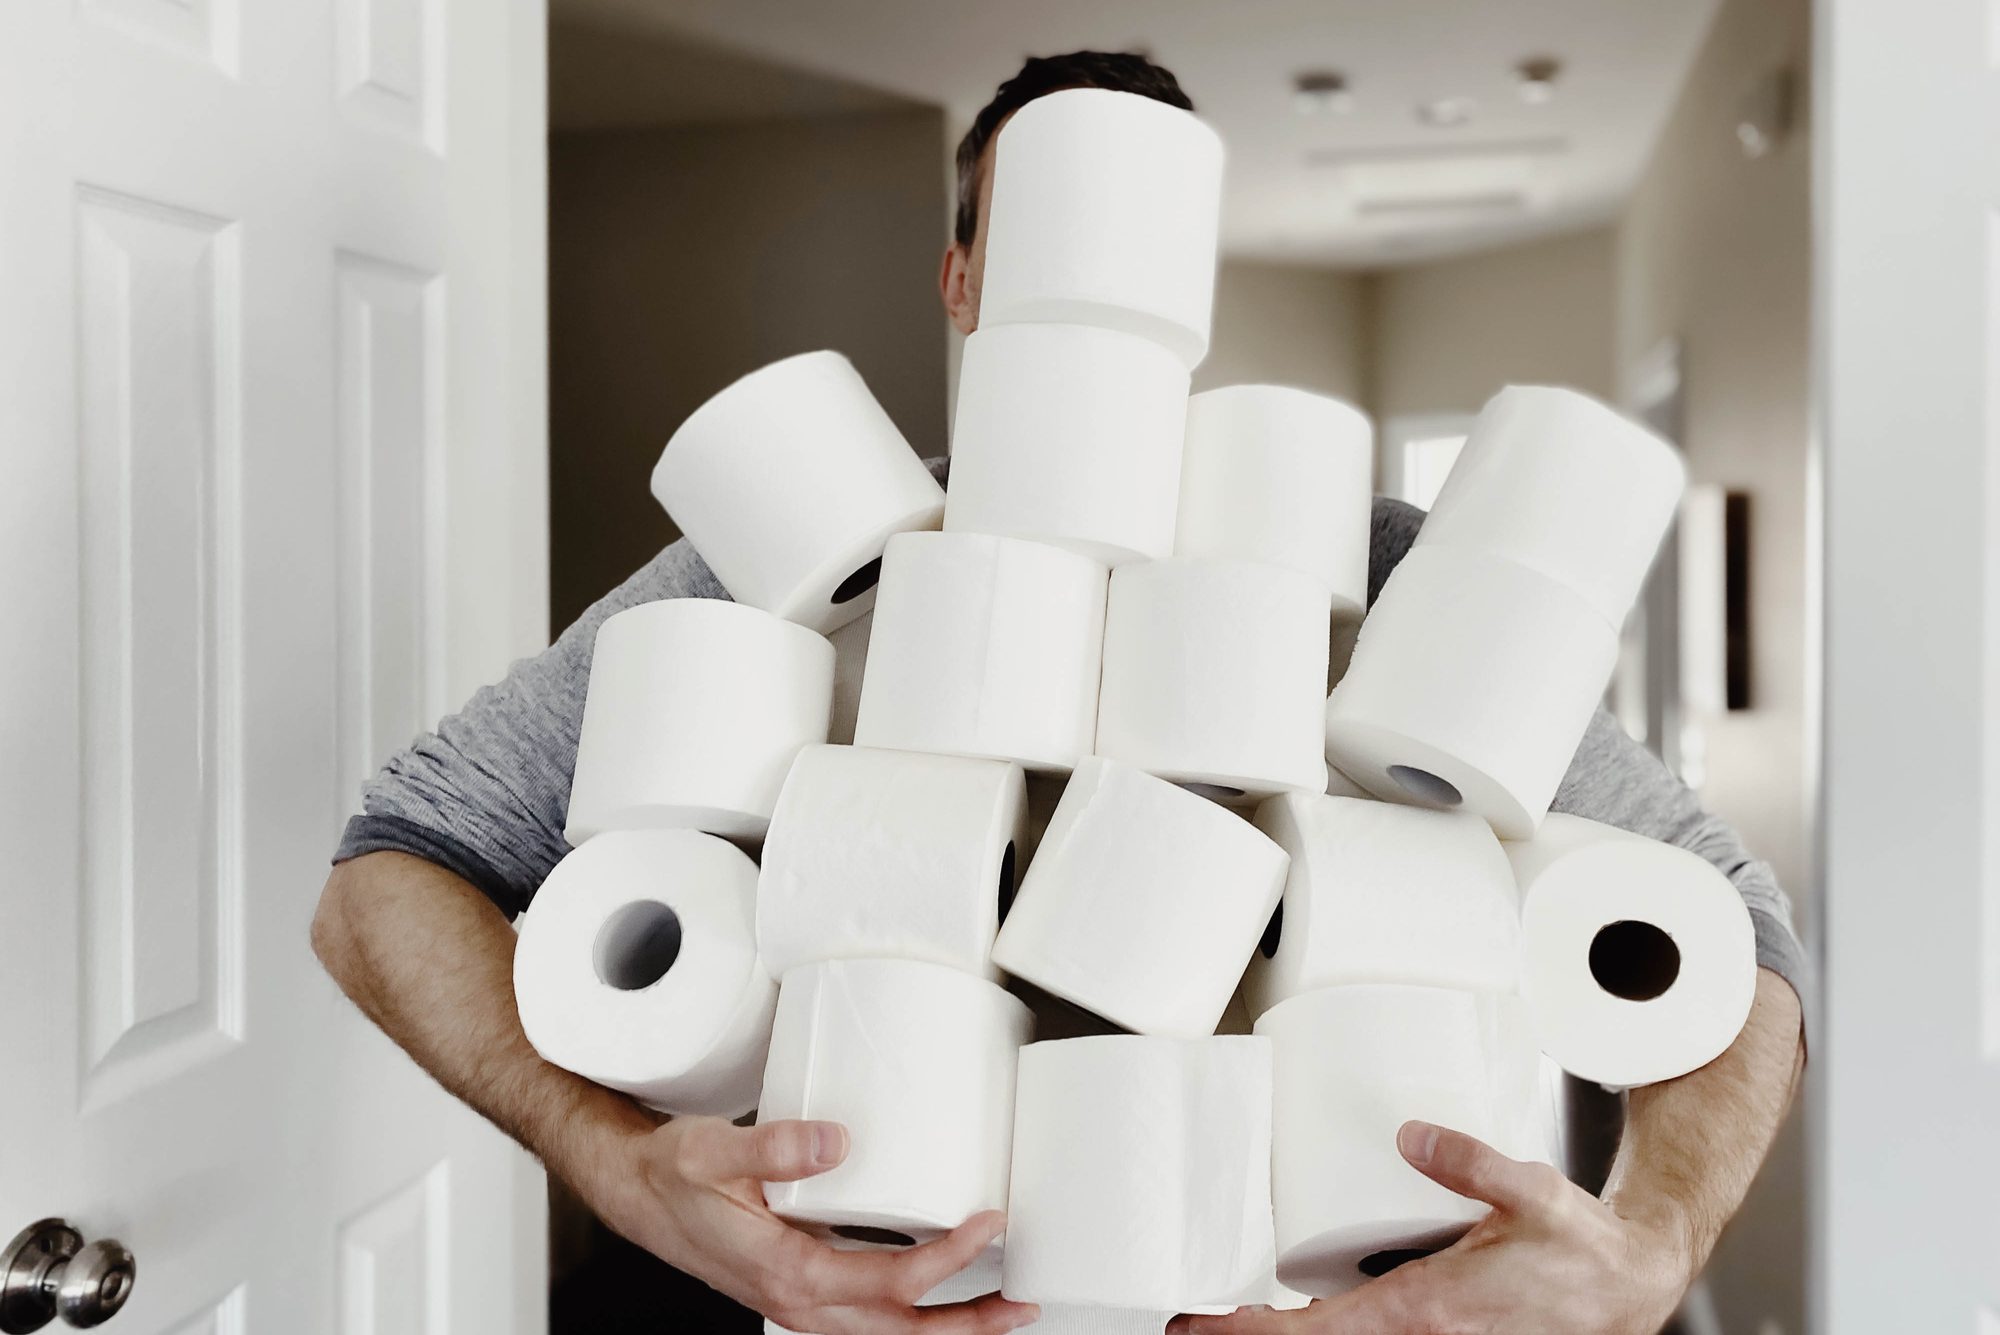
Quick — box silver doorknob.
[0,1221,135,1332]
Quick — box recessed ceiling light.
[1516,56,1561,103]
[1416,96,1475,127]
[1292,69,1352,114]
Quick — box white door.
[1813,0,2000,1328]
[0,1,550,1332]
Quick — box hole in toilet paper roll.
[997,841,1018,923]
[1259,902,1283,959]
[831,1224,917,1248]
[1588,920,1681,1001]
[593,901,684,991]
[1183,782,1246,801]
[1387,765,1463,808]
[1358,1247,1441,1278]
[830,557,883,605]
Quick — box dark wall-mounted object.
[1724,491,1752,711]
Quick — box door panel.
[0,2,547,1331]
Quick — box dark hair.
[953,51,1194,246]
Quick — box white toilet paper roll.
[760,959,1032,1247]
[757,745,1027,981]
[565,599,834,844]
[1096,559,1332,802]
[1324,545,1619,838]
[990,758,1288,1038]
[853,531,1107,771]
[650,351,945,634]
[1244,793,1521,1020]
[943,323,1190,565]
[980,88,1224,367]
[514,829,775,1117]
[1003,1035,1275,1311]
[1176,386,1374,617]
[1257,984,1545,1298]
[1416,386,1686,629]
[1510,814,1758,1088]
[940,323,1184,567]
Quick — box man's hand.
[1169,1120,1690,1335]
[580,1114,1039,1335]
[1171,969,1804,1335]
[313,854,1037,1334]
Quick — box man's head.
[939,51,1193,335]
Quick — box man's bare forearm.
[310,851,655,1192]
[1601,967,1806,1271]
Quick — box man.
[315,50,1806,1335]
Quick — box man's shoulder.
[1368,494,1425,606]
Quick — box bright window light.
[1401,434,1467,511]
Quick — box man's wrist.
[1605,1190,1707,1289]
[532,1079,661,1219]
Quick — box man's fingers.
[1172,1269,1449,1335]
[1166,1305,1310,1335]
[705,1118,851,1183]
[770,1210,1009,1312]
[765,1214,1032,1335]
[875,1210,1011,1305]
[908,1292,1044,1334]
[1397,1119,1561,1214]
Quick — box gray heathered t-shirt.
[333,458,1807,1001]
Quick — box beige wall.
[1195,260,1371,403]
[1369,225,1618,420]
[1614,0,1813,1330]
[548,110,951,628]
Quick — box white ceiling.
[550,0,1722,267]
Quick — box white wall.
[1613,0,1813,1329]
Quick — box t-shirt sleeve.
[1364,496,1811,1023]
[331,456,953,917]
[1552,711,1810,1016]
[331,537,729,917]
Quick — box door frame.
[1808,0,2000,1327]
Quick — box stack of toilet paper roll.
[754,744,1034,1250]
[1242,791,1554,1298]
[514,596,841,1117]
[1326,384,1687,838]
[518,339,949,1119]
[507,74,1773,1329]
